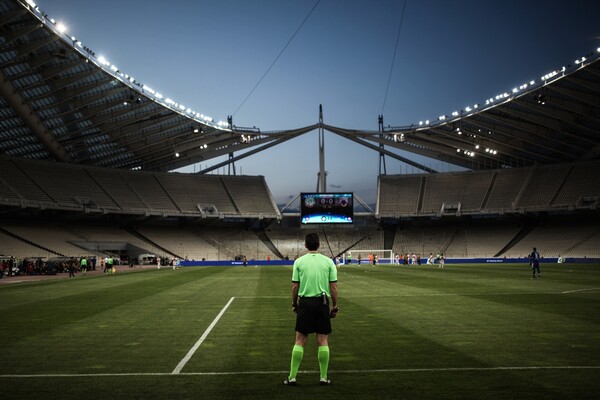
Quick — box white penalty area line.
[2,366,599,379]
[171,296,235,375]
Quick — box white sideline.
[171,296,235,374]
[1,365,599,378]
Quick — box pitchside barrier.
[179,257,600,267]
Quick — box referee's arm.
[329,281,338,308]
[291,281,299,311]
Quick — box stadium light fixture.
[56,23,67,33]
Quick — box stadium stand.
[91,168,149,211]
[484,169,529,211]
[0,157,54,205]
[196,228,274,260]
[503,219,600,258]
[552,160,600,207]
[123,172,180,213]
[378,161,600,218]
[0,229,52,258]
[156,173,236,215]
[0,156,280,218]
[377,175,422,215]
[1,223,96,258]
[515,165,571,209]
[134,226,219,261]
[221,176,280,217]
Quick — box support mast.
[317,104,327,192]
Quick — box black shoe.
[319,378,331,385]
[284,378,297,386]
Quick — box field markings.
[171,296,235,374]
[2,365,599,378]
[562,287,600,294]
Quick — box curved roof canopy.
[1,0,600,174]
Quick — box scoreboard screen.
[300,193,353,224]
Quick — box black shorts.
[295,297,332,335]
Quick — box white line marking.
[562,288,600,294]
[171,296,235,374]
[2,365,599,378]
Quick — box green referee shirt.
[292,252,337,297]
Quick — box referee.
[285,233,338,386]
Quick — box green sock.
[318,345,330,380]
[289,344,304,379]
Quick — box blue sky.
[39,0,600,204]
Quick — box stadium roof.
[1,0,600,174]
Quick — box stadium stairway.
[494,220,537,257]
[124,227,182,259]
[255,230,284,259]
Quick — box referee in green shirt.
[285,233,339,386]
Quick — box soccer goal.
[345,249,394,265]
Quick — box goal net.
[344,249,394,265]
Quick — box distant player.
[529,247,541,279]
[438,254,445,268]
[80,256,87,276]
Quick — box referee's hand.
[330,306,339,318]
[292,303,298,313]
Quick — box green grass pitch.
[1,263,599,399]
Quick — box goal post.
[344,249,394,265]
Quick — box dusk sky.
[38,0,600,204]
